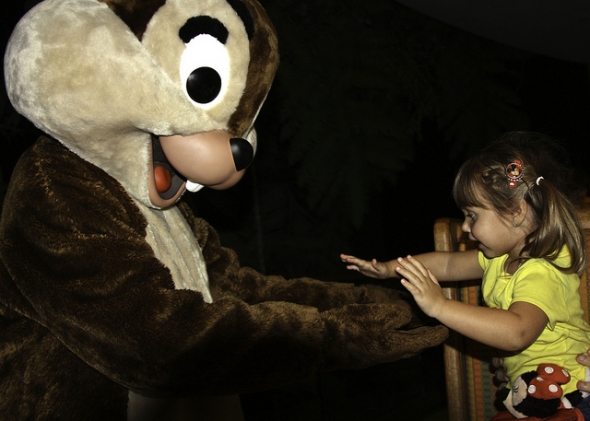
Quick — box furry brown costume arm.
[0,137,447,398]
[180,201,411,310]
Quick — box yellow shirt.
[479,249,590,394]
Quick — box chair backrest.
[436,198,590,421]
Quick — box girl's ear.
[511,200,529,227]
[513,201,524,216]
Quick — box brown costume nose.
[230,137,254,171]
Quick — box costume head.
[0,1,448,419]
[4,0,279,208]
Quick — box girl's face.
[461,205,524,260]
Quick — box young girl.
[342,132,590,418]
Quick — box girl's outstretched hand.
[340,254,394,279]
[396,255,446,319]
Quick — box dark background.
[1,1,589,420]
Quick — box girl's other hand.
[397,255,446,319]
[576,349,590,393]
[340,254,393,279]
[491,357,509,388]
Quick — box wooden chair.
[435,199,590,421]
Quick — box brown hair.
[453,131,587,275]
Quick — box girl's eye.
[464,212,475,222]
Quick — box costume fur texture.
[0,0,448,419]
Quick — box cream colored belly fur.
[127,202,243,421]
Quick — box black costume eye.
[186,67,222,104]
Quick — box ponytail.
[524,178,587,275]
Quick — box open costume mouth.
[151,135,187,199]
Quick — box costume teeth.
[186,180,204,192]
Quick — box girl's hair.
[453,131,587,275]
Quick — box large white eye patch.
[179,16,231,108]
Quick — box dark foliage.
[192,0,530,279]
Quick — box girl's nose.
[461,219,471,233]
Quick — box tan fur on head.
[142,0,251,126]
[4,0,278,207]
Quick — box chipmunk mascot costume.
[0,0,448,419]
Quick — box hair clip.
[505,160,523,189]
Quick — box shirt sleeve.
[511,262,568,330]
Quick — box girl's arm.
[340,249,483,282]
[397,256,548,351]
